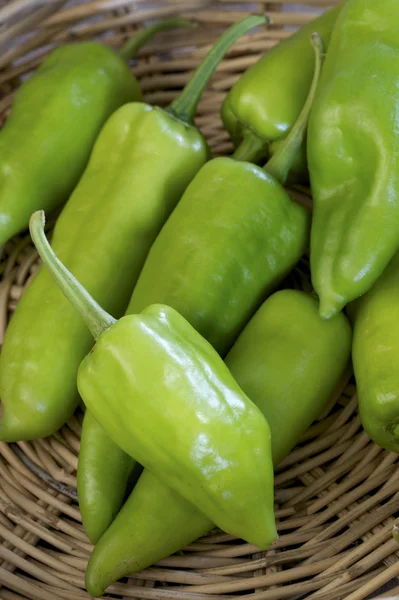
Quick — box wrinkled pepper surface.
[0,16,263,444]
[308,0,399,318]
[221,4,341,166]
[0,19,191,245]
[86,290,351,597]
[30,211,278,551]
[352,251,399,453]
[77,32,322,546]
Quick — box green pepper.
[221,5,341,165]
[78,411,144,545]
[129,157,308,353]
[0,19,192,245]
[77,32,322,547]
[85,289,351,597]
[77,411,138,545]
[351,251,399,453]
[308,0,399,318]
[227,290,352,465]
[0,16,264,444]
[30,211,278,551]
[128,34,323,353]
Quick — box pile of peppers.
[1,0,399,595]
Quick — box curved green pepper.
[77,411,137,545]
[128,35,324,354]
[0,16,264,444]
[226,290,352,465]
[85,289,351,597]
[221,5,341,165]
[129,157,308,353]
[30,211,278,551]
[77,32,322,548]
[308,0,399,318]
[0,19,192,245]
[352,251,399,453]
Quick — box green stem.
[232,130,269,163]
[29,212,115,341]
[119,18,197,62]
[264,32,325,185]
[168,14,267,125]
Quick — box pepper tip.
[318,295,344,321]
[319,306,339,321]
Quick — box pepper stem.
[119,18,197,62]
[264,33,325,185]
[29,212,116,341]
[167,15,268,125]
[232,130,269,163]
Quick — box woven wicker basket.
[1,1,399,599]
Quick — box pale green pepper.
[30,210,278,553]
[85,290,351,597]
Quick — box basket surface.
[1,1,399,599]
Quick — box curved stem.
[119,18,196,62]
[29,211,115,341]
[168,14,268,125]
[232,130,268,163]
[264,32,325,185]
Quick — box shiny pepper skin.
[78,304,277,550]
[85,290,351,597]
[0,15,265,444]
[77,411,140,545]
[0,103,209,442]
[0,44,138,245]
[0,19,193,245]
[226,290,352,465]
[29,211,277,553]
[308,0,399,318]
[221,5,341,165]
[80,151,308,543]
[129,157,309,356]
[78,29,323,548]
[74,15,268,545]
[352,251,399,453]
[79,150,309,542]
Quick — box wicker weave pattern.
[2,1,399,599]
